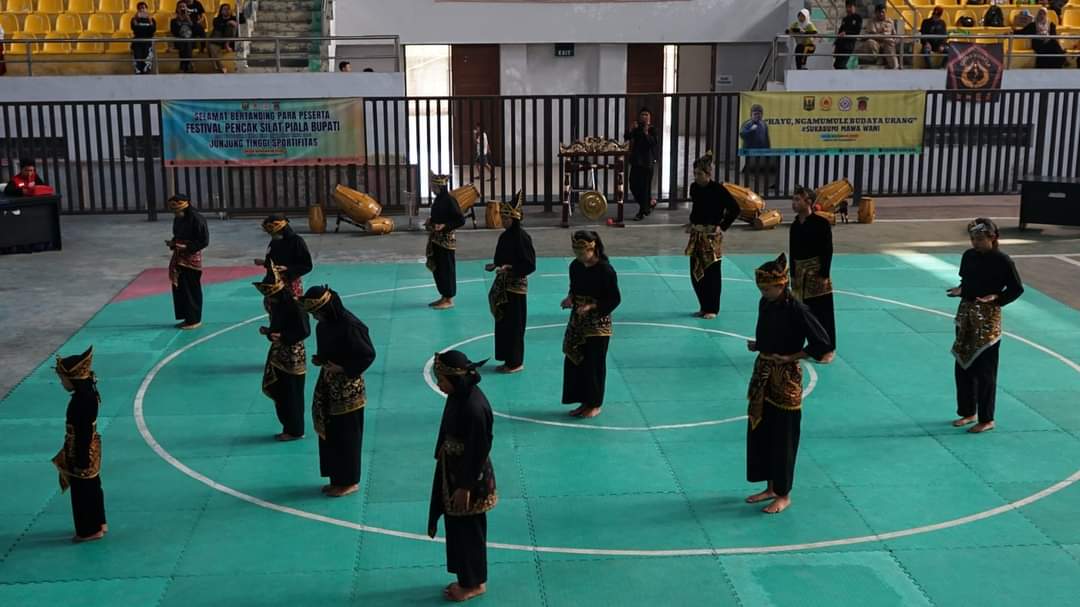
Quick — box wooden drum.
[752,208,783,230]
[308,204,326,234]
[814,210,837,225]
[815,179,853,213]
[723,182,766,222]
[858,197,876,224]
[450,184,480,214]
[365,216,394,235]
[332,185,382,223]
[485,203,503,229]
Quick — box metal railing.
[0,34,400,75]
[2,89,1079,218]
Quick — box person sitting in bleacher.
[170,2,206,74]
[131,3,157,75]
[920,6,949,66]
[857,5,899,69]
[1016,7,1068,68]
[209,3,241,73]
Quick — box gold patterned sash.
[746,355,803,430]
[51,423,102,492]
[488,272,528,321]
[952,300,1002,370]
[311,368,366,439]
[562,295,613,366]
[684,225,723,282]
[425,229,457,272]
[791,256,833,301]
[439,437,498,516]
[261,341,307,398]
[168,246,203,288]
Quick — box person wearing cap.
[52,347,108,542]
[859,4,899,70]
[789,185,836,349]
[919,6,949,66]
[300,285,376,497]
[166,194,210,330]
[485,191,536,374]
[946,218,1024,434]
[427,350,497,603]
[426,174,467,310]
[255,267,310,441]
[685,152,741,319]
[255,214,313,298]
[745,254,834,514]
[3,158,48,197]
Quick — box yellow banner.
[738,91,926,156]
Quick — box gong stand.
[558,149,628,228]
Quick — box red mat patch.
[112,266,265,302]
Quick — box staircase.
[247,0,321,71]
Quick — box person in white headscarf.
[1015,7,1067,68]
[787,9,818,70]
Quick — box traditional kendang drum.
[815,179,853,213]
[722,182,766,223]
[365,216,394,235]
[308,204,326,234]
[485,203,503,229]
[579,190,608,221]
[450,184,480,214]
[815,210,837,225]
[753,208,783,230]
[858,197,876,224]
[332,184,382,223]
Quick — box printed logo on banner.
[821,97,833,111]
[803,96,816,111]
[945,42,1004,102]
[838,96,852,112]
[857,97,869,111]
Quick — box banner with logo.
[946,43,1004,102]
[162,98,365,167]
[737,91,927,156]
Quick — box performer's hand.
[258,326,269,335]
[976,294,998,303]
[820,351,836,364]
[269,333,282,343]
[434,223,446,231]
[165,239,174,248]
[484,263,496,272]
[747,340,757,352]
[946,287,962,297]
[499,265,513,273]
[575,303,595,316]
[174,242,187,250]
[451,488,471,512]
[427,523,438,539]
[560,296,573,309]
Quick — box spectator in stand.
[834,0,863,70]
[0,22,7,77]
[473,123,494,182]
[186,0,208,26]
[920,6,949,66]
[4,159,48,197]
[858,5,899,69]
[171,2,206,74]
[787,9,818,70]
[208,3,240,73]
[131,3,157,75]
[1016,7,1067,68]
[339,61,352,73]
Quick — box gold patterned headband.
[572,238,596,252]
[500,191,524,221]
[432,174,450,186]
[754,253,790,288]
[55,347,94,381]
[263,219,288,234]
[168,197,190,211]
[253,268,285,297]
[300,289,333,313]
[434,356,469,377]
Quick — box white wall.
[501,44,627,96]
[336,0,795,44]
[784,69,1080,91]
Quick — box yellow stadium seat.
[35,0,66,17]
[117,11,137,33]
[130,0,158,11]
[4,0,34,15]
[153,11,171,34]
[74,31,106,54]
[7,32,42,55]
[87,13,116,34]
[0,14,20,36]
[22,14,52,35]
[203,0,220,14]
[159,0,179,13]
[107,32,131,53]
[934,0,959,5]
[55,13,84,34]
[100,0,128,13]
[40,32,72,54]
[67,0,96,17]
[1064,8,1080,27]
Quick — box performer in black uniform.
[427,175,466,310]
[255,214,313,298]
[685,152,740,319]
[428,350,497,603]
[166,194,209,330]
[745,254,834,514]
[486,191,536,374]
[789,186,836,348]
[561,231,621,419]
[947,218,1024,434]
[53,347,108,542]
[300,286,376,497]
[255,267,310,441]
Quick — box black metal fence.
[2,89,1078,218]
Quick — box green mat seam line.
[512,433,551,607]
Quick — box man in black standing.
[834,1,863,70]
[625,108,658,221]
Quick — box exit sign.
[555,44,575,58]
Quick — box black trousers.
[629,165,653,216]
[747,405,802,497]
[834,40,855,69]
[177,42,194,72]
[955,342,1000,424]
[319,407,364,486]
[172,267,203,324]
[562,336,610,409]
[494,293,527,368]
[269,371,306,437]
[794,43,813,70]
[431,247,457,298]
[804,293,836,351]
[445,513,488,588]
[691,259,723,315]
[69,475,107,538]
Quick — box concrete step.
[253,21,313,36]
[255,10,314,24]
[250,40,316,53]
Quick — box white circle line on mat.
[133,276,1080,556]
[420,321,817,431]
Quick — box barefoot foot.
[568,406,585,417]
[952,416,977,427]
[762,495,791,514]
[702,313,717,320]
[579,407,602,419]
[745,489,777,504]
[446,583,487,602]
[326,484,359,497]
[968,421,995,434]
[73,530,105,543]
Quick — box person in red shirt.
[4,159,48,197]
